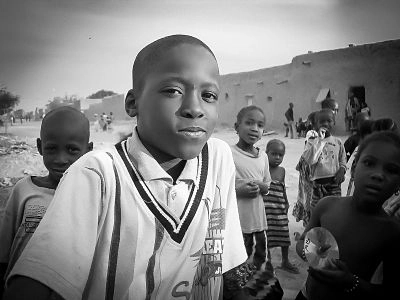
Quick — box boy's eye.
[161,88,182,97]
[362,159,374,167]
[386,165,400,175]
[68,148,80,154]
[202,92,218,103]
[44,146,56,152]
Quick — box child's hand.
[308,259,356,291]
[252,180,269,195]
[334,167,346,184]
[318,128,330,139]
[236,182,260,198]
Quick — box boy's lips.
[364,184,382,194]
[178,127,206,137]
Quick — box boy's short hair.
[266,139,285,152]
[359,119,374,139]
[132,34,217,95]
[41,106,90,140]
[371,118,398,133]
[235,105,265,124]
[355,131,400,163]
[317,108,334,120]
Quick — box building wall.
[218,39,400,134]
[83,94,129,121]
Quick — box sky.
[1,0,400,112]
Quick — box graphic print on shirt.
[23,204,47,233]
[115,141,209,244]
[190,185,225,299]
[318,144,335,164]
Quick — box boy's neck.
[351,195,385,215]
[31,175,58,190]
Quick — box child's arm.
[3,276,61,300]
[295,197,326,260]
[0,263,7,297]
[334,140,347,184]
[302,135,327,166]
[282,170,289,214]
[252,153,272,195]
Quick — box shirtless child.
[295,131,400,300]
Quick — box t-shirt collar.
[125,128,198,186]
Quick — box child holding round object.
[295,131,400,300]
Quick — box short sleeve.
[219,144,248,273]
[0,182,25,263]
[7,157,110,300]
[263,153,271,186]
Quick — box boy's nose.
[54,152,70,164]
[179,92,205,119]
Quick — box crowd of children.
[1,34,400,300]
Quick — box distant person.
[321,97,339,117]
[293,111,319,226]
[99,112,107,131]
[344,112,370,161]
[296,117,308,138]
[301,109,347,210]
[93,113,100,132]
[231,105,271,271]
[264,139,299,274]
[295,131,400,300]
[0,107,92,296]
[345,91,360,131]
[284,102,294,139]
[360,100,371,117]
[344,119,374,196]
[4,34,246,300]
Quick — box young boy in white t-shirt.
[0,107,92,296]
[4,35,247,300]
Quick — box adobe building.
[81,94,128,121]
[218,39,400,135]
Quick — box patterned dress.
[264,181,291,248]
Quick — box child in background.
[295,131,400,300]
[0,107,93,295]
[5,35,247,300]
[344,119,374,196]
[302,109,347,210]
[344,112,370,161]
[293,110,318,226]
[264,139,299,274]
[231,105,271,270]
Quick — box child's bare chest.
[321,209,388,274]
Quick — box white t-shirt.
[0,176,54,279]
[8,130,247,300]
[231,145,271,233]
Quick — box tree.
[87,89,117,99]
[0,87,20,115]
[46,94,80,112]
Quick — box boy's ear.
[234,122,239,133]
[36,138,43,156]
[125,89,138,118]
[88,142,93,151]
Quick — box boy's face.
[317,111,334,131]
[354,141,400,206]
[37,119,92,185]
[127,44,219,161]
[267,144,285,168]
[235,110,265,146]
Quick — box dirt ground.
[0,120,351,299]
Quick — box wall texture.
[218,39,400,134]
